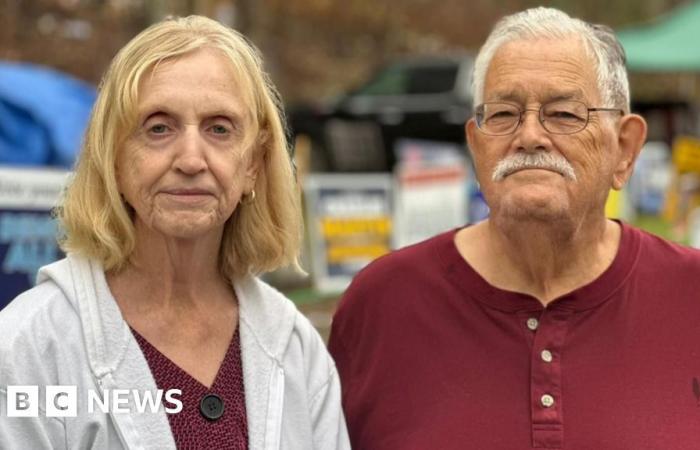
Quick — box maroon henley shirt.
[329,222,700,449]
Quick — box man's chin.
[495,189,571,221]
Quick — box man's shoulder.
[630,224,700,268]
[353,229,456,287]
[333,229,456,320]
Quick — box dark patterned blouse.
[132,327,248,450]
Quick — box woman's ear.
[611,113,647,191]
[245,134,267,192]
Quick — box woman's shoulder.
[237,275,333,371]
[0,280,80,343]
[237,276,317,351]
[1,255,84,335]
[0,281,83,385]
[236,276,298,333]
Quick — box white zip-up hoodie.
[0,254,350,449]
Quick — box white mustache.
[491,152,576,181]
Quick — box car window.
[406,66,457,94]
[357,64,458,96]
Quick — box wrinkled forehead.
[133,47,258,123]
[484,37,601,105]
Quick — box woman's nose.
[173,127,207,174]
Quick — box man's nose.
[515,109,549,152]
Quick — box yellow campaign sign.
[322,217,392,263]
[672,136,700,174]
[327,244,390,263]
[304,173,393,292]
[321,217,392,237]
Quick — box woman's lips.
[164,188,212,195]
[161,189,214,203]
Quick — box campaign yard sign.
[304,174,393,293]
[0,167,70,309]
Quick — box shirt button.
[541,349,553,363]
[200,393,225,421]
[541,394,555,408]
[527,318,539,331]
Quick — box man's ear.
[612,113,647,191]
[466,118,487,187]
[466,118,479,160]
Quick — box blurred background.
[2,0,700,338]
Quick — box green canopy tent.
[617,1,700,72]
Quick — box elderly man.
[328,7,700,450]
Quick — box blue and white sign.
[0,167,70,309]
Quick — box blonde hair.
[59,15,302,278]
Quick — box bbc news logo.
[3,386,182,417]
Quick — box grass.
[285,287,342,306]
[633,214,681,242]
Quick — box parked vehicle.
[289,55,474,172]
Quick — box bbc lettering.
[3,386,182,417]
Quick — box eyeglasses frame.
[474,100,625,136]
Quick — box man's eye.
[487,111,517,121]
[548,111,583,120]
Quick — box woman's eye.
[149,124,169,134]
[211,124,229,134]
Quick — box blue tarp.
[0,61,96,167]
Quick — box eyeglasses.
[475,100,624,136]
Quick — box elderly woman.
[0,16,349,450]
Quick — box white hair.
[472,7,630,113]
